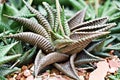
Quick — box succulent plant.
[4,0,116,79]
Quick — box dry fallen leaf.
[89,60,109,80]
[108,57,120,73]
[26,75,34,80]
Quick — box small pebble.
[26,75,34,80]
[22,66,28,71]
[23,70,31,77]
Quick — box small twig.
[10,59,20,69]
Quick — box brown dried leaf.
[89,60,109,80]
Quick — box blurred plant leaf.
[0,54,21,65]
[16,6,31,16]
[92,52,110,58]
[103,37,116,47]
[110,23,120,34]
[101,0,110,17]
[0,66,19,76]
[17,46,36,66]
[0,22,10,32]
[0,42,18,57]
[1,4,18,24]
[0,30,15,37]
[109,12,120,22]
[111,34,120,41]
[0,76,6,80]
[13,42,23,54]
[108,68,120,80]
[106,43,120,50]
[9,0,23,9]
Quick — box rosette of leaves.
[4,0,116,79]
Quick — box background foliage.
[0,0,120,79]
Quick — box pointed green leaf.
[0,66,19,76]
[0,54,21,65]
[13,42,23,54]
[106,43,120,50]
[0,42,18,57]
[0,76,6,80]
[0,30,14,37]
[42,2,54,29]
[0,22,10,32]
[1,4,18,24]
[18,46,36,66]
[60,7,70,36]
[9,0,23,9]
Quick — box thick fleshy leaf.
[61,8,70,36]
[68,8,86,29]
[106,43,120,50]
[54,61,79,80]
[15,13,36,18]
[35,52,69,76]
[103,36,116,47]
[42,2,54,29]
[16,6,30,16]
[34,50,45,77]
[59,32,109,54]
[74,50,103,66]
[1,4,18,24]
[111,34,120,41]
[4,15,50,40]
[50,31,64,40]
[71,17,108,32]
[0,76,6,80]
[54,39,75,49]
[7,32,54,53]
[18,46,36,66]
[92,52,110,58]
[0,22,10,32]
[0,42,18,57]
[0,54,21,65]
[95,23,116,32]
[70,32,103,40]
[73,23,116,32]
[70,53,79,79]
[85,40,104,52]
[0,30,14,37]
[76,64,94,70]
[0,66,19,76]
[23,0,52,32]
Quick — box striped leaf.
[35,52,69,76]
[68,8,86,29]
[42,2,54,29]
[23,0,52,32]
[60,8,70,36]
[74,49,103,66]
[71,17,108,32]
[59,32,109,54]
[4,15,50,40]
[7,32,55,53]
